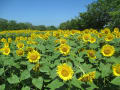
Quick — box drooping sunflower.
[57,63,74,81]
[78,71,96,82]
[87,50,96,59]
[27,50,40,63]
[2,47,10,55]
[17,42,24,49]
[112,64,120,76]
[101,44,115,57]
[59,44,71,55]
[16,49,24,56]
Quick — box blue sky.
[0,0,96,26]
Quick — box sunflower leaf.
[111,77,120,85]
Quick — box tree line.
[0,18,57,31]
[59,0,120,30]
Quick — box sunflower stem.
[78,65,85,75]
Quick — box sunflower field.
[0,28,120,90]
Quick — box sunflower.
[112,64,120,76]
[59,44,70,55]
[1,38,7,43]
[17,42,24,49]
[105,33,114,41]
[4,42,9,47]
[101,28,111,34]
[82,33,91,42]
[89,37,96,43]
[16,49,24,56]
[60,38,66,44]
[2,47,10,55]
[8,38,12,43]
[78,71,96,82]
[27,50,40,63]
[101,44,115,57]
[33,63,40,72]
[57,63,74,81]
[114,28,119,34]
[87,50,96,59]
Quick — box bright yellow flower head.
[114,28,119,34]
[17,42,24,49]
[4,42,9,47]
[8,38,12,43]
[101,44,115,57]
[59,44,71,55]
[57,63,74,81]
[112,64,120,76]
[59,38,66,44]
[105,33,114,41]
[87,50,96,59]
[2,47,10,55]
[16,49,24,56]
[78,71,96,82]
[82,34,91,42]
[27,50,40,63]
[89,37,96,43]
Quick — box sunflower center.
[18,50,23,55]
[104,48,111,54]
[61,69,69,77]
[19,44,23,48]
[62,47,67,52]
[89,52,95,57]
[30,54,38,60]
[5,48,9,53]
[84,36,89,40]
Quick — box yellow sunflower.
[82,33,91,42]
[8,38,12,43]
[59,38,66,44]
[16,49,24,56]
[89,37,96,43]
[59,44,71,55]
[4,42,9,47]
[101,44,115,57]
[27,50,40,63]
[57,63,74,81]
[87,50,96,59]
[2,47,10,55]
[112,64,120,76]
[78,71,96,82]
[105,33,114,41]
[17,42,24,49]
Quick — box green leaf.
[71,78,82,88]
[20,70,30,81]
[111,77,120,85]
[7,75,20,84]
[99,63,112,77]
[47,79,64,89]
[21,86,30,90]
[0,84,5,90]
[32,77,43,89]
[40,65,50,73]
[0,68,4,76]
[27,63,35,71]
[86,82,98,90]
